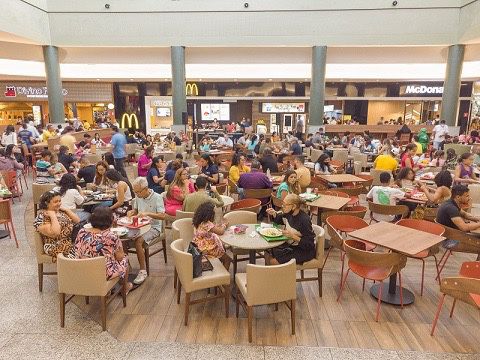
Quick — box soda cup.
[132,216,138,227]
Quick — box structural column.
[42,45,64,124]
[171,46,187,127]
[309,46,327,131]
[441,44,465,126]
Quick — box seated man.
[238,160,273,212]
[436,184,480,232]
[374,150,398,172]
[366,171,405,222]
[77,155,96,184]
[182,176,224,213]
[127,177,167,285]
[290,138,302,155]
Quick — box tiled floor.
[0,176,477,359]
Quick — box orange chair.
[1,170,22,203]
[431,261,480,335]
[355,174,374,193]
[339,239,407,321]
[0,199,18,247]
[336,186,363,206]
[215,183,227,195]
[320,206,367,225]
[229,198,262,213]
[396,219,445,296]
[368,201,409,223]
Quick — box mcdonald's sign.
[121,113,139,129]
[186,83,198,96]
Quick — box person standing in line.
[110,126,128,178]
[432,120,449,150]
[295,116,304,141]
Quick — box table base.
[370,283,414,306]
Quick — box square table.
[317,174,367,184]
[306,194,351,226]
[349,221,445,306]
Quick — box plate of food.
[111,227,129,237]
[299,193,319,202]
[83,223,92,229]
[117,217,150,228]
[258,227,283,238]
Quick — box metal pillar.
[42,45,65,124]
[441,44,465,126]
[171,46,187,127]
[309,46,327,131]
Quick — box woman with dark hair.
[192,202,230,267]
[276,170,301,200]
[1,125,17,146]
[164,168,194,216]
[198,153,219,184]
[419,170,452,204]
[314,153,336,175]
[75,207,132,290]
[105,169,133,217]
[0,144,24,171]
[143,134,153,149]
[164,158,182,184]
[429,150,445,167]
[91,133,106,146]
[146,156,166,194]
[246,134,258,153]
[454,152,480,184]
[395,167,416,188]
[400,143,418,169]
[137,146,154,177]
[228,153,250,185]
[102,152,115,169]
[55,173,90,221]
[93,160,109,187]
[34,190,80,260]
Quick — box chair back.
[224,210,257,225]
[353,153,368,168]
[230,198,261,213]
[57,254,111,296]
[312,224,325,261]
[244,188,273,201]
[2,170,18,190]
[321,207,367,225]
[171,239,193,290]
[245,259,296,306]
[325,220,345,250]
[303,146,312,159]
[368,201,409,219]
[34,230,47,261]
[175,210,194,219]
[370,169,392,186]
[310,148,323,163]
[325,214,368,233]
[215,183,227,195]
[309,176,328,191]
[32,183,57,206]
[332,149,348,165]
[189,165,200,175]
[355,174,373,192]
[163,152,176,162]
[317,190,349,198]
[396,218,445,236]
[469,184,480,205]
[459,261,480,279]
[434,220,480,255]
[0,199,12,221]
[83,153,102,164]
[343,239,405,271]
[336,185,364,197]
[172,218,194,249]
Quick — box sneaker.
[133,270,148,285]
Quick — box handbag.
[187,242,203,278]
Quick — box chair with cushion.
[34,231,56,292]
[338,239,407,321]
[171,239,231,325]
[431,261,480,335]
[332,149,349,167]
[32,183,56,216]
[57,254,127,331]
[215,183,227,195]
[189,165,200,175]
[368,201,409,223]
[172,218,195,289]
[229,198,261,213]
[175,210,194,219]
[235,259,296,342]
[396,219,445,296]
[296,224,326,297]
[310,148,323,163]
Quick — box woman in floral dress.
[34,190,80,261]
[74,207,131,284]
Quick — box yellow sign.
[186,83,198,96]
[121,113,139,129]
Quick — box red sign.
[4,86,16,97]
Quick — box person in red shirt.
[401,143,418,169]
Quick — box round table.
[220,195,235,209]
[220,224,285,264]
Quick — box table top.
[120,224,151,241]
[306,194,351,210]
[220,195,235,207]
[220,224,285,251]
[317,174,367,183]
[349,221,445,256]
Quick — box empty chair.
[235,259,296,342]
[229,198,261,213]
[431,261,480,335]
[171,239,231,325]
[355,174,374,193]
[339,239,407,322]
[320,206,367,225]
[332,149,349,166]
[244,188,272,208]
[353,152,368,171]
[57,254,127,331]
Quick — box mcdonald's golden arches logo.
[186,83,198,96]
[121,113,139,129]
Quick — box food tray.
[255,225,289,242]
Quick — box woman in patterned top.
[192,202,231,269]
[75,207,132,289]
[34,190,80,261]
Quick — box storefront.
[0,81,114,125]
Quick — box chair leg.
[436,250,452,280]
[85,296,89,305]
[398,272,404,309]
[247,305,253,343]
[59,293,65,328]
[431,293,446,336]
[362,278,366,292]
[101,296,107,331]
[122,273,127,307]
[290,299,296,335]
[318,269,323,297]
[337,268,350,302]
[38,263,43,292]
[144,247,150,276]
[375,281,383,322]
[177,281,182,304]
[184,292,191,326]
[173,268,178,289]
[450,299,457,318]
[162,239,167,263]
[420,260,425,297]
[233,254,238,275]
[433,255,441,285]
[274,303,278,311]
[339,252,346,291]
[224,286,230,318]
[235,286,240,318]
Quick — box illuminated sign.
[186,83,198,96]
[121,113,139,129]
[4,85,68,98]
[405,85,444,95]
[262,103,305,113]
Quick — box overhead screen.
[201,103,230,121]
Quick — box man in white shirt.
[367,172,405,221]
[224,134,233,148]
[27,121,40,139]
[432,120,449,150]
[215,133,227,147]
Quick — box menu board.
[156,107,171,117]
[262,103,305,113]
[201,103,230,121]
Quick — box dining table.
[349,221,445,306]
[306,193,351,226]
[317,174,367,184]
[220,224,286,264]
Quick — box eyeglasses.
[133,186,148,194]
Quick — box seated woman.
[265,194,316,265]
[419,170,452,204]
[147,156,166,194]
[192,202,231,268]
[137,146,154,177]
[200,138,211,152]
[395,167,416,188]
[454,152,480,184]
[55,173,90,222]
[400,143,418,170]
[105,169,133,218]
[91,133,106,147]
[92,160,109,188]
[75,207,132,290]
[34,190,80,260]
[228,153,250,187]
[429,150,445,168]
[50,153,68,177]
[102,152,115,170]
[314,153,337,188]
[198,154,219,184]
[0,144,24,172]
[164,168,194,216]
[276,170,301,200]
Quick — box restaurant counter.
[324,124,434,138]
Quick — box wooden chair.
[2,170,21,203]
[332,149,349,166]
[34,231,56,292]
[370,169,392,186]
[431,261,480,335]
[244,188,273,208]
[353,152,368,171]
[235,259,296,342]
[171,239,231,326]
[172,218,194,289]
[0,199,18,247]
[339,239,407,321]
[32,183,56,216]
[355,174,374,193]
[229,198,261,213]
[296,224,325,297]
[320,206,367,225]
[396,219,445,296]
[57,254,127,331]
[368,201,409,223]
[309,176,329,191]
[215,183,227,195]
[336,186,363,206]
[330,159,344,173]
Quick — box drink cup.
[132,216,138,227]
[306,188,312,194]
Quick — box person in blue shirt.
[18,123,34,148]
[109,126,128,178]
[198,154,219,184]
[290,138,302,155]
